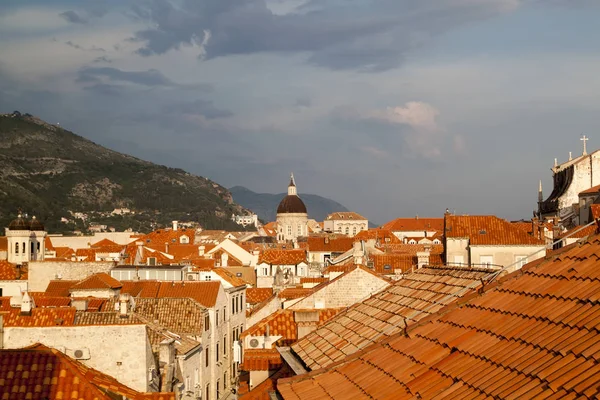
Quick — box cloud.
[164,99,233,119]
[76,67,211,90]
[60,10,88,24]
[65,41,106,52]
[129,0,524,71]
[360,146,389,158]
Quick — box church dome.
[8,214,31,230]
[277,195,307,214]
[29,216,44,231]
[276,173,307,214]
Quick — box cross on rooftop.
[581,135,589,155]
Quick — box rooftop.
[381,217,444,232]
[325,212,367,221]
[445,214,545,246]
[258,249,307,265]
[279,234,600,399]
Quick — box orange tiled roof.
[280,234,600,399]
[31,295,72,308]
[45,280,78,297]
[119,280,221,308]
[381,217,444,232]
[75,248,97,260]
[560,223,597,239]
[239,364,293,400]
[258,249,307,265]
[44,236,55,251]
[306,237,354,253]
[291,265,491,371]
[325,212,367,221]
[0,260,27,280]
[277,288,313,300]
[300,277,328,284]
[70,272,122,291]
[241,349,283,371]
[120,281,162,297]
[213,267,247,287]
[0,343,175,400]
[445,214,545,245]
[354,228,402,245]
[246,288,274,305]
[0,236,7,252]
[0,307,76,327]
[242,308,342,347]
[91,238,119,248]
[579,184,600,195]
[53,246,75,258]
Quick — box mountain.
[0,111,250,233]
[229,186,351,222]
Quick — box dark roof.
[29,216,44,231]
[8,214,30,230]
[277,195,307,214]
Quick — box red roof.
[241,349,283,371]
[258,249,307,265]
[579,184,600,195]
[91,238,120,248]
[0,307,76,327]
[44,280,78,297]
[0,343,175,399]
[70,273,122,291]
[120,281,221,308]
[278,288,313,300]
[445,214,545,245]
[246,288,274,305]
[280,234,600,399]
[306,237,354,253]
[354,228,402,245]
[381,217,444,232]
[0,260,27,280]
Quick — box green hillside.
[0,111,250,233]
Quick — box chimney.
[119,293,129,318]
[198,246,205,256]
[72,299,89,311]
[21,291,34,315]
[135,241,144,264]
[263,325,272,348]
[165,242,169,254]
[324,237,329,244]
[221,253,229,267]
[294,311,320,339]
[416,246,431,269]
[172,221,178,231]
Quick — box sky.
[1,0,599,225]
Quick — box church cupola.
[288,173,297,196]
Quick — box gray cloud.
[164,99,233,119]
[60,10,88,24]
[83,83,123,96]
[65,41,106,52]
[130,0,521,71]
[76,67,212,91]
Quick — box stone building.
[6,214,47,264]
[276,174,308,242]
[538,139,600,228]
[323,212,368,237]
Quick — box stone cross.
[581,135,589,155]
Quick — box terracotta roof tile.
[279,234,600,399]
[53,246,75,258]
[381,217,444,232]
[258,249,307,265]
[30,295,72,308]
[0,260,27,280]
[213,267,247,287]
[278,288,314,300]
[44,280,78,297]
[241,349,283,371]
[239,364,293,400]
[300,277,328,284]
[325,212,367,221]
[354,228,403,245]
[306,237,354,253]
[560,224,597,239]
[91,238,120,247]
[291,266,491,371]
[242,308,342,347]
[0,307,76,327]
[119,280,221,308]
[445,215,545,246]
[0,343,175,399]
[70,272,122,291]
[75,248,98,260]
[246,288,274,305]
[579,184,600,195]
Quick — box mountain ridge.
[229,185,352,222]
[0,111,250,233]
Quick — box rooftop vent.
[479,229,487,235]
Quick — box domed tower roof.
[8,213,31,230]
[29,216,45,231]
[277,173,307,214]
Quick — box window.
[297,224,302,235]
[216,311,219,327]
[148,257,156,266]
[206,384,210,400]
[217,380,220,399]
[37,242,40,251]
[223,335,227,356]
[216,343,220,362]
[204,314,210,331]
[262,267,268,276]
[205,274,211,281]
[15,243,19,254]
[515,255,528,268]
[180,235,189,244]
[352,227,357,236]
[195,368,199,386]
[480,255,494,267]
[287,225,292,236]
[232,297,235,314]
[224,372,227,389]
[223,307,226,321]
[205,347,209,367]
[345,227,350,235]
[186,376,190,390]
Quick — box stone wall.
[3,324,155,392]
[290,267,389,310]
[246,296,281,329]
[28,261,114,292]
